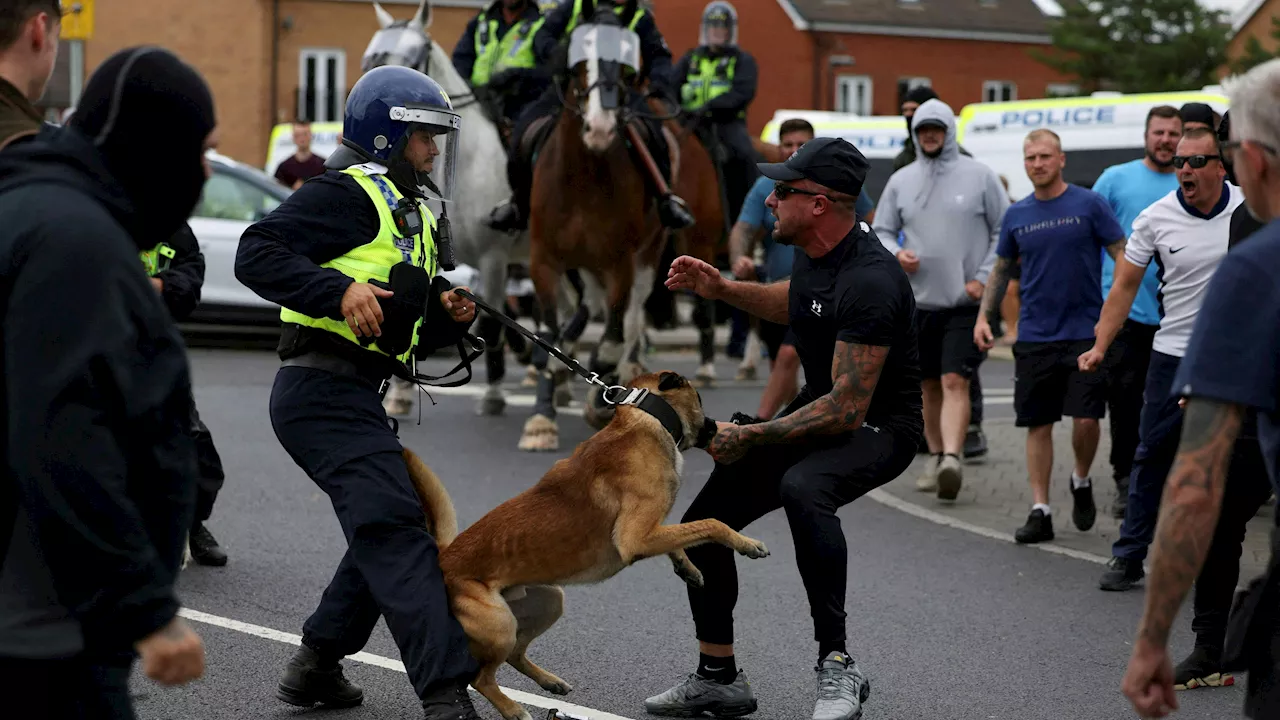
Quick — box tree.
[1230,16,1280,75]
[1031,0,1232,94]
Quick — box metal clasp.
[587,373,646,405]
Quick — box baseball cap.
[757,137,869,197]
[1180,102,1217,129]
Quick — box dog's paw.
[738,538,770,559]
[540,677,573,696]
[675,563,705,588]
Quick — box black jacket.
[672,45,757,125]
[532,1,674,96]
[0,128,198,659]
[151,224,206,322]
[235,170,475,371]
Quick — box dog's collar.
[607,387,687,446]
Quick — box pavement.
[136,340,1258,720]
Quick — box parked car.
[188,151,479,329]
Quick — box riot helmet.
[699,1,737,48]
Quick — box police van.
[956,88,1228,200]
[759,110,907,204]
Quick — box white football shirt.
[1124,183,1244,357]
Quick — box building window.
[298,49,346,123]
[896,77,931,109]
[835,76,873,115]
[1046,83,1081,98]
[982,80,1016,103]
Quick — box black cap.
[756,137,869,197]
[914,117,947,131]
[1180,102,1217,129]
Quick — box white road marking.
[864,490,1110,566]
[178,608,636,720]
[418,383,1012,408]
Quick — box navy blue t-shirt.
[1173,219,1280,503]
[996,184,1125,343]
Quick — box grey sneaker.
[812,652,870,720]
[915,453,940,492]
[643,670,757,717]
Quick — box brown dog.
[403,370,771,720]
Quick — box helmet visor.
[393,106,461,203]
[699,4,738,47]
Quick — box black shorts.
[1013,339,1107,427]
[758,320,795,361]
[915,305,986,380]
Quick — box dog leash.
[453,288,646,407]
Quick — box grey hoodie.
[873,99,1008,311]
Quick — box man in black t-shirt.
[646,137,923,720]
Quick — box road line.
[178,608,636,720]
[864,489,1110,566]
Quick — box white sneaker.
[936,454,963,501]
[915,454,940,492]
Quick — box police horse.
[364,0,590,419]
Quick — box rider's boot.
[644,123,695,230]
[488,138,531,231]
[659,193,695,230]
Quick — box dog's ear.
[658,371,685,391]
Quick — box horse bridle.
[415,35,480,111]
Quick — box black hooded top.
[0,46,214,658]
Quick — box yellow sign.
[59,1,94,41]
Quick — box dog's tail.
[403,447,458,548]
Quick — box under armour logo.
[811,300,822,315]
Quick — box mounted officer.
[673,0,758,225]
[235,65,484,720]
[486,0,695,233]
[450,0,557,139]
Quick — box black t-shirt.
[788,221,924,437]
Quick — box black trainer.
[421,683,482,720]
[276,644,364,708]
[189,522,228,567]
[1015,509,1054,544]
[1174,645,1234,690]
[963,424,988,459]
[1071,481,1097,531]
[1099,556,1145,591]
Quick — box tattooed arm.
[1137,399,1242,647]
[973,256,1011,350]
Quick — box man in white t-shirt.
[1077,127,1242,593]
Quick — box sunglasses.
[773,182,829,201]
[1172,154,1220,169]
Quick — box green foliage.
[1031,0,1232,93]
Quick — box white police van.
[759,110,907,204]
[956,88,1228,200]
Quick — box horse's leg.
[476,246,511,416]
[519,257,563,452]
[618,255,656,383]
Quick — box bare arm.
[728,220,767,265]
[1136,399,1241,647]
[1105,238,1127,261]
[1093,256,1146,354]
[715,278,790,325]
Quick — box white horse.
[363,0,595,419]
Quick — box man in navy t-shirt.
[974,128,1126,545]
[1123,65,1280,719]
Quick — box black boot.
[489,145,532,232]
[659,194,695,229]
[189,522,227,567]
[487,198,526,232]
[421,682,482,720]
[276,644,364,708]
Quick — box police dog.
[404,370,771,720]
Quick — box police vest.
[278,165,439,365]
[139,242,176,277]
[470,11,544,86]
[681,51,742,119]
[565,0,644,35]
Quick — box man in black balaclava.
[0,45,215,716]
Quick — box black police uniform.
[680,139,924,658]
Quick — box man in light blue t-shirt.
[1089,104,1183,520]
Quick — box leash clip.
[587,372,639,406]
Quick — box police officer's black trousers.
[681,392,918,649]
[269,366,478,700]
[188,392,225,524]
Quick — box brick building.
[1228,0,1280,61]
[50,0,485,168]
[649,0,1076,136]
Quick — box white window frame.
[834,75,873,116]
[982,80,1016,103]
[298,48,347,123]
[1046,82,1081,98]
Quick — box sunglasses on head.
[1172,154,1220,169]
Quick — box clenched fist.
[136,617,204,686]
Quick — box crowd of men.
[5,1,1280,720]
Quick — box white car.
[187,152,478,327]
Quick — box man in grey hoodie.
[874,98,1008,501]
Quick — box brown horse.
[517,15,668,452]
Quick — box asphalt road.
[131,347,1245,720]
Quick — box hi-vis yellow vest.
[565,0,644,34]
[470,10,544,87]
[279,164,439,365]
[139,242,176,277]
[681,52,742,119]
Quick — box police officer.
[450,0,553,129]
[673,1,758,224]
[487,0,695,232]
[235,65,483,719]
[140,224,230,567]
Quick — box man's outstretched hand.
[666,256,725,300]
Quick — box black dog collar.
[606,386,710,448]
